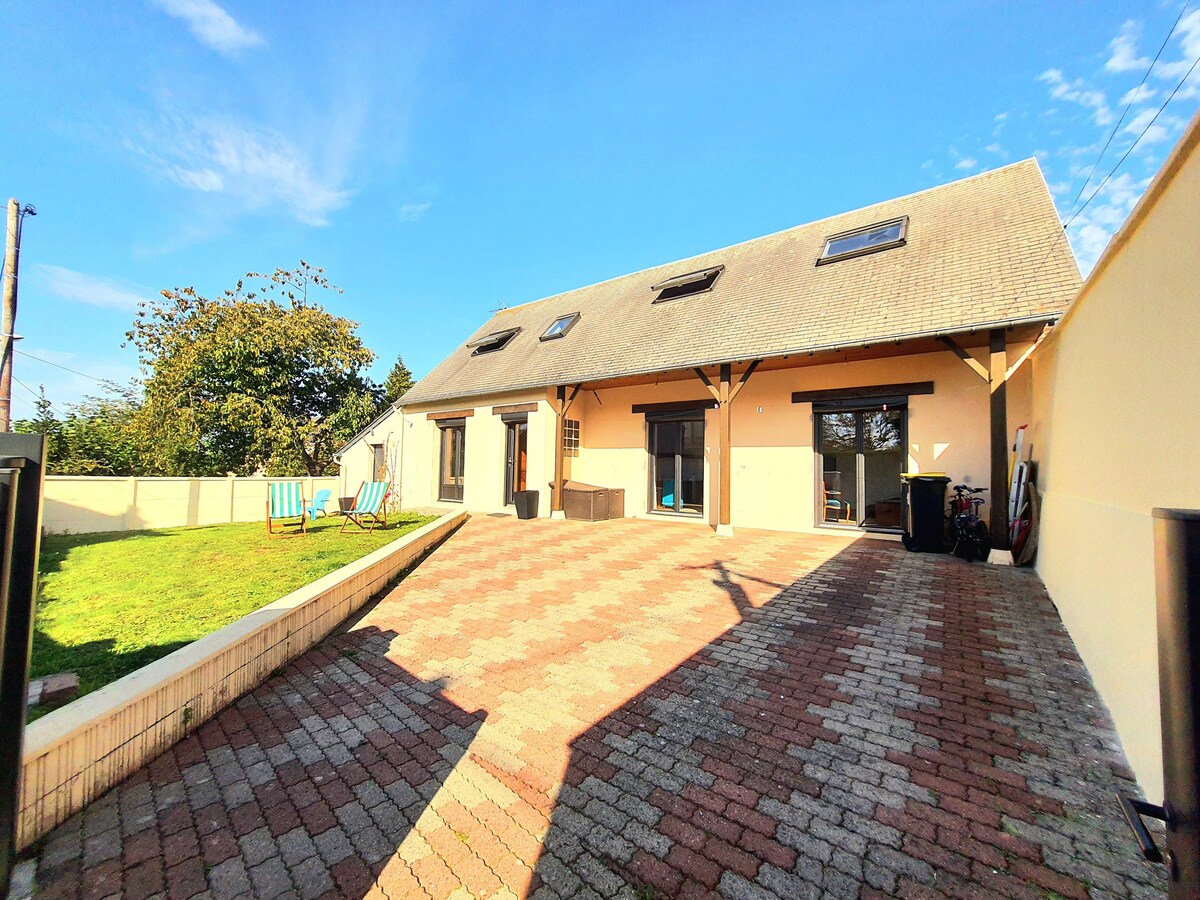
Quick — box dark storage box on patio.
[562,481,625,521]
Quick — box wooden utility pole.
[0,199,25,433]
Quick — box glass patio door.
[649,417,704,515]
[503,418,528,505]
[816,405,905,529]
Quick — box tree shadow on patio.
[27,624,486,900]
[527,539,1158,899]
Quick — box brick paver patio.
[19,517,1164,899]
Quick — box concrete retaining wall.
[18,510,467,849]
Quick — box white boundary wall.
[18,510,467,849]
[43,476,341,534]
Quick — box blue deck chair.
[661,479,676,508]
[306,488,333,519]
[340,481,388,534]
[266,482,307,537]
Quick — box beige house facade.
[340,159,1076,539]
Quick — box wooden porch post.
[552,386,566,517]
[717,364,733,536]
[692,361,758,536]
[989,329,1010,551]
[550,384,581,518]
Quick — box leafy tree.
[13,385,63,461]
[128,262,381,477]
[383,355,415,404]
[15,383,144,476]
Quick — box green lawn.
[31,512,437,714]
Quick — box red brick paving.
[18,517,1164,898]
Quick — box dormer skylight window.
[818,217,907,265]
[540,312,580,341]
[651,265,724,303]
[467,328,520,356]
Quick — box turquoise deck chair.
[306,488,333,519]
[340,481,388,534]
[266,482,307,537]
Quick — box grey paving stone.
[207,858,252,900]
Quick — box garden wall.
[17,510,467,850]
[42,476,341,534]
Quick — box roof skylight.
[651,265,724,303]
[540,312,580,341]
[818,217,908,265]
[467,328,520,356]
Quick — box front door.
[504,418,528,505]
[438,421,465,502]
[649,417,704,515]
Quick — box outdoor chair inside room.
[340,481,389,534]
[266,482,307,537]
[823,485,852,524]
[306,488,333,519]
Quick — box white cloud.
[1123,108,1183,145]
[1107,20,1151,73]
[954,157,978,170]
[151,0,263,56]
[994,112,1009,122]
[1038,68,1112,125]
[1067,171,1153,272]
[134,114,351,226]
[35,265,152,311]
[1156,9,1200,79]
[1118,85,1156,106]
[399,202,431,222]
[1026,12,1200,274]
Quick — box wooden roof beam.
[939,335,990,382]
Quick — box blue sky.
[3,1,1198,414]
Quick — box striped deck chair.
[340,481,388,534]
[266,482,307,537]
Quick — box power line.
[997,40,1200,319]
[1066,50,1200,229]
[11,375,67,420]
[1065,0,1191,221]
[13,348,113,385]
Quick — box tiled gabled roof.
[402,159,1080,406]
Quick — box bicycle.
[948,484,991,562]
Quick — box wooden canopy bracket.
[560,383,582,416]
[939,335,990,383]
[694,361,759,405]
[693,367,720,402]
[728,360,761,404]
[1005,324,1052,382]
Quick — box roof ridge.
[491,158,1042,318]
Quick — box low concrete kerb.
[18,509,468,850]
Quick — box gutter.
[400,312,1064,407]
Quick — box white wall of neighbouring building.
[1031,110,1200,802]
